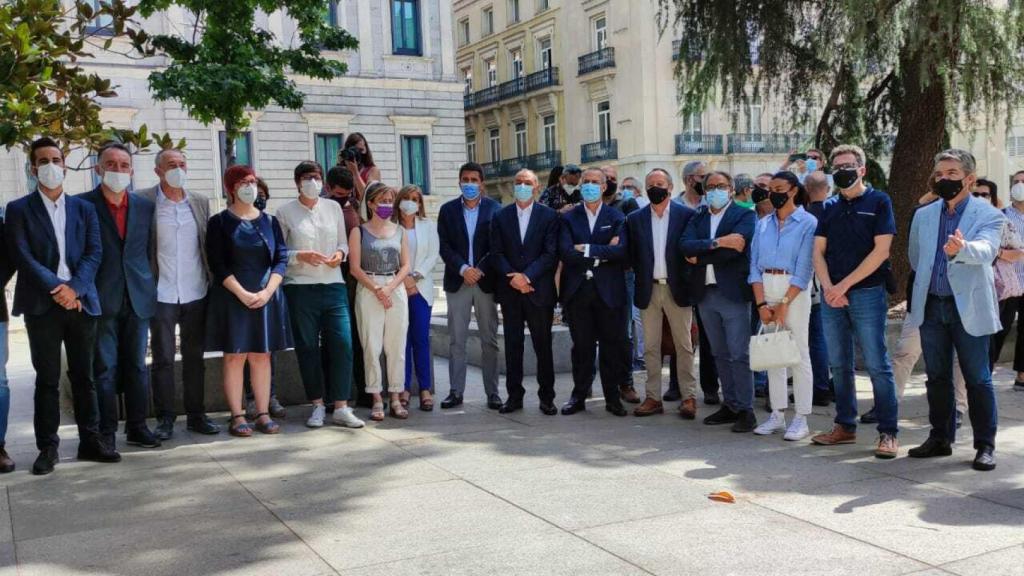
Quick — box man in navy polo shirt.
[810,144,900,459]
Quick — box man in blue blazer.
[558,168,628,417]
[81,142,159,450]
[680,171,758,432]
[490,169,560,415]
[907,149,1004,471]
[627,169,698,419]
[437,162,503,410]
[6,137,120,475]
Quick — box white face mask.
[164,167,187,189]
[36,163,65,190]
[235,184,258,205]
[399,199,420,215]
[1012,182,1024,203]
[102,170,132,193]
[300,178,322,199]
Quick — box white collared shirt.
[276,197,348,285]
[651,206,671,280]
[516,201,534,242]
[585,202,602,233]
[706,202,731,285]
[156,186,208,304]
[38,190,71,282]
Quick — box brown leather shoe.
[0,448,15,473]
[619,386,641,404]
[811,425,857,446]
[633,398,664,417]
[679,398,697,420]
[874,433,898,459]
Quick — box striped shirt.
[929,199,967,297]
[1003,205,1024,283]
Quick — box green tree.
[133,0,358,168]
[658,0,1024,298]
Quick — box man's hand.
[574,244,586,253]
[508,272,532,293]
[297,251,327,266]
[50,284,78,309]
[559,204,573,214]
[685,256,697,265]
[824,282,850,308]
[462,267,483,286]
[944,229,966,258]
[324,251,344,268]
[717,234,746,252]
[610,236,620,246]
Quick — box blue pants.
[95,307,151,439]
[698,287,753,412]
[405,293,433,392]
[920,295,998,450]
[809,302,831,393]
[822,285,898,435]
[0,322,8,447]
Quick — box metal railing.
[464,67,560,111]
[578,47,615,75]
[671,40,703,62]
[580,139,618,163]
[726,133,810,154]
[674,134,724,155]
[481,151,563,178]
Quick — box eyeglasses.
[833,163,859,171]
[973,192,991,198]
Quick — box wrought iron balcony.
[671,40,703,62]
[675,134,724,155]
[578,47,615,75]
[464,67,560,111]
[481,151,563,178]
[726,133,810,154]
[580,139,618,164]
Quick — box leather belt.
[654,278,668,285]
[762,268,790,275]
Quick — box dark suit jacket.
[0,214,15,323]
[490,202,559,307]
[437,196,500,294]
[679,202,756,303]
[558,203,627,308]
[627,202,695,309]
[79,187,157,319]
[6,191,102,317]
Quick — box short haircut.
[562,163,582,175]
[581,167,607,184]
[934,148,977,175]
[256,177,269,199]
[29,137,63,165]
[734,173,753,192]
[326,165,355,190]
[705,170,733,187]
[645,168,674,187]
[364,183,397,220]
[293,160,323,183]
[1011,170,1024,185]
[621,176,639,186]
[829,144,866,167]
[459,162,485,181]
[756,172,774,180]
[154,148,185,167]
[514,168,539,184]
[98,141,132,163]
[976,178,999,206]
[395,184,427,219]
[682,160,706,179]
[804,170,830,191]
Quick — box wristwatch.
[711,239,720,250]
[780,296,791,305]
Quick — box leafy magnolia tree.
[658,0,1024,298]
[133,0,358,167]
[0,0,177,163]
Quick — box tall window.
[509,49,523,80]
[315,133,344,172]
[593,16,607,51]
[486,58,497,87]
[462,67,473,94]
[391,0,421,56]
[489,128,501,162]
[745,99,763,133]
[681,113,702,137]
[219,131,253,169]
[596,101,611,142]
[482,7,494,36]
[401,136,430,194]
[538,37,552,70]
[514,122,527,158]
[458,18,470,46]
[85,0,114,35]
[508,0,520,23]
[542,115,556,152]
[467,134,477,162]
[537,0,549,12]
[322,1,339,27]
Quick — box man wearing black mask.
[679,161,707,211]
[752,173,775,220]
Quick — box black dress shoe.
[859,407,879,424]
[31,447,58,476]
[187,415,221,435]
[812,390,833,407]
[703,405,738,425]
[662,387,682,402]
[908,437,953,458]
[731,410,757,433]
[754,387,767,398]
[126,426,162,449]
[605,403,628,417]
[498,400,523,414]
[487,394,503,410]
[973,447,996,471]
[154,416,175,441]
[440,393,463,409]
[539,401,558,416]
[561,397,586,415]
[77,440,122,463]
[703,392,721,406]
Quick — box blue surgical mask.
[805,158,818,173]
[513,184,534,202]
[620,188,634,201]
[580,183,602,203]
[461,182,481,200]
[707,187,730,210]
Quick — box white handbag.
[749,324,801,371]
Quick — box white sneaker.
[306,404,326,428]
[754,411,787,435]
[332,406,365,429]
[784,414,810,441]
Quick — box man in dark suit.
[558,167,628,417]
[7,137,120,475]
[627,169,699,418]
[490,169,560,415]
[680,170,758,433]
[437,162,503,410]
[81,142,159,450]
[0,209,16,473]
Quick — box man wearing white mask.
[138,149,220,439]
[81,142,160,450]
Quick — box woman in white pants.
[349,184,412,421]
[750,171,818,440]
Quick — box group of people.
[0,133,1014,477]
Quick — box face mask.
[832,168,859,190]
[805,159,818,173]
[235,184,258,205]
[692,179,705,196]
[605,179,618,197]
[102,170,131,193]
[752,185,770,204]
[300,179,322,199]
[375,205,394,220]
[647,186,670,205]
[36,162,65,190]
[562,182,577,195]
[769,191,791,210]
[165,167,187,189]
[513,184,534,202]
[1012,182,1024,202]
[706,187,730,210]
[580,183,602,203]
[399,199,420,215]
[933,178,964,202]
[461,182,481,201]
[254,196,267,211]
[620,188,634,201]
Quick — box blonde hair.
[364,183,397,220]
[394,185,426,220]
[829,144,867,167]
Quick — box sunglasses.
[973,192,991,198]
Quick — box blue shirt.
[462,200,479,269]
[814,187,897,290]
[928,199,967,297]
[748,206,818,290]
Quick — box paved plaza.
[0,328,1022,576]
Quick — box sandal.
[390,401,409,420]
[420,392,434,412]
[229,414,253,438]
[400,391,411,408]
[370,402,385,422]
[254,413,281,435]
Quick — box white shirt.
[583,202,603,260]
[276,197,348,285]
[39,190,71,282]
[156,186,208,304]
[651,207,671,280]
[406,226,418,262]
[706,202,730,285]
[516,201,534,242]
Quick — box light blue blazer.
[908,196,1006,337]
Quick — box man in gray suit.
[137,149,220,439]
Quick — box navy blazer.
[206,210,289,288]
[627,202,695,308]
[437,196,501,294]
[490,202,559,307]
[679,203,756,303]
[558,203,628,308]
[79,187,157,319]
[6,191,102,317]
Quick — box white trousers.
[356,276,409,394]
[763,274,812,416]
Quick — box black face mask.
[933,178,964,201]
[605,179,618,197]
[692,179,705,196]
[833,168,859,190]
[752,185,770,204]
[254,196,267,211]
[647,186,670,205]
[769,191,791,210]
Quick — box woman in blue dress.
[206,165,293,437]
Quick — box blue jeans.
[405,293,433,392]
[809,302,831,393]
[822,285,898,435]
[920,295,998,450]
[625,271,643,369]
[0,322,8,447]
[698,287,753,412]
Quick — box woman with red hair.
[206,165,293,437]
